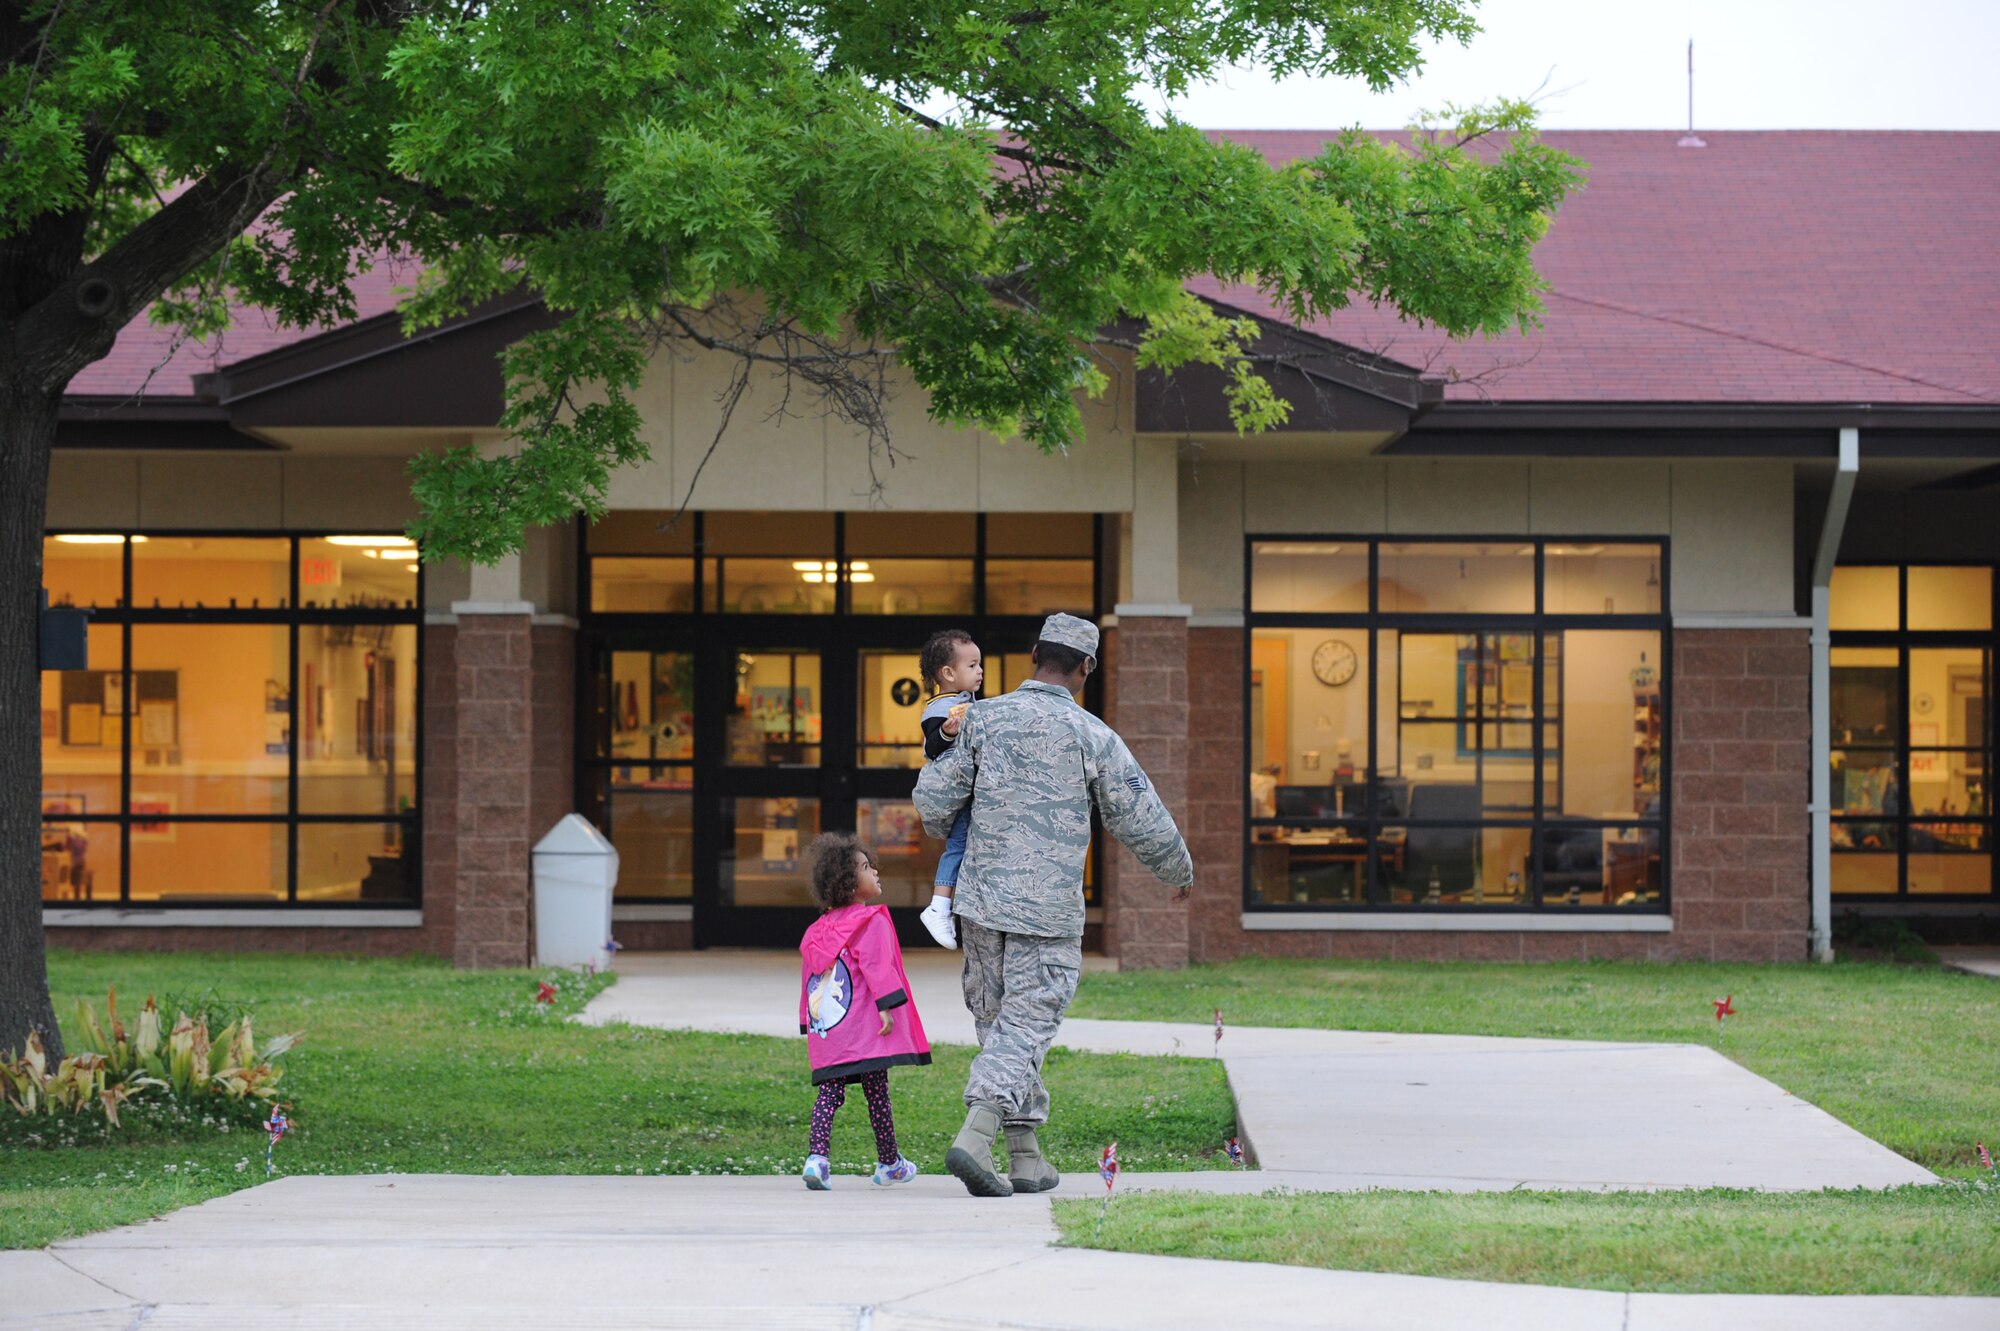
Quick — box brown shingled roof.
[65,259,415,403]
[1205,129,2000,405]
[63,130,2000,409]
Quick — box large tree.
[1,0,1578,1057]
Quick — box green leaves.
[0,27,138,235]
[2,1,1580,567]
[604,123,781,292]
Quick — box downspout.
[1809,427,1860,962]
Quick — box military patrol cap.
[1037,612,1099,665]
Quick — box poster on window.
[64,703,103,747]
[139,700,176,747]
[1910,724,1943,781]
[866,804,924,858]
[264,679,290,755]
[761,798,800,871]
[131,794,174,840]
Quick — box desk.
[1253,834,1405,904]
[1603,837,1661,905]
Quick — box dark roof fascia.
[194,287,542,406]
[1390,401,2000,458]
[59,397,229,421]
[1186,294,1444,410]
[55,396,267,449]
[1124,297,1440,437]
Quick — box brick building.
[39,131,2000,967]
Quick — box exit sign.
[301,558,342,587]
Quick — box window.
[846,513,975,616]
[1829,565,1994,899]
[1246,537,1667,911]
[986,513,1096,616]
[40,533,422,907]
[703,512,837,614]
[591,647,695,901]
[584,512,1100,620]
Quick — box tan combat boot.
[1004,1125,1060,1194]
[945,1101,1013,1197]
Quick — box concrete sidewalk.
[583,951,1935,1192]
[1937,947,2000,979]
[8,953,1980,1331]
[8,1175,1993,1331]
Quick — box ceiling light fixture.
[325,535,415,548]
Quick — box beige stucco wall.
[1181,456,1797,619]
[48,453,420,531]
[602,343,1139,515]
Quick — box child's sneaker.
[920,898,958,950]
[871,1155,918,1187]
[802,1154,831,1190]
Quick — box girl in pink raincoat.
[798,832,930,1189]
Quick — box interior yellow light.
[54,534,127,544]
[325,535,416,548]
[850,572,876,583]
[849,561,870,572]
[801,572,825,583]
[792,560,825,572]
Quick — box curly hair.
[919,628,975,692]
[806,832,874,910]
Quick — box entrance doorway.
[585,623,1076,946]
[578,511,1103,948]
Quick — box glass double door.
[591,622,1015,947]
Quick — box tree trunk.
[0,379,61,1060]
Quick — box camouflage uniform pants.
[959,919,1083,1126]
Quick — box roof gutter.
[1808,426,1860,962]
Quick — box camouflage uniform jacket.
[913,680,1193,939]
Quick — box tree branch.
[15,161,291,394]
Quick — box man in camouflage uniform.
[914,612,1193,1197]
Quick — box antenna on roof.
[1678,39,1707,147]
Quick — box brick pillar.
[1671,627,1811,961]
[1186,625,1246,962]
[451,614,536,968]
[1102,612,1190,970]
[418,623,459,960]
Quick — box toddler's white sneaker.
[920,898,958,950]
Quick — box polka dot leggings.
[808,1070,898,1164]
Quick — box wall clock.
[1312,639,1358,687]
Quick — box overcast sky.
[1149,0,2000,131]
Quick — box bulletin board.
[59,670,178,746]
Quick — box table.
[1253,834,1405,904]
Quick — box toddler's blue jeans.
[934,808,970,889]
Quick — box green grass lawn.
[1054,1184,2000,1296]
[1060,957,2000,1294]
[2,950,1233,1250]
[1072,957,2000,1176]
